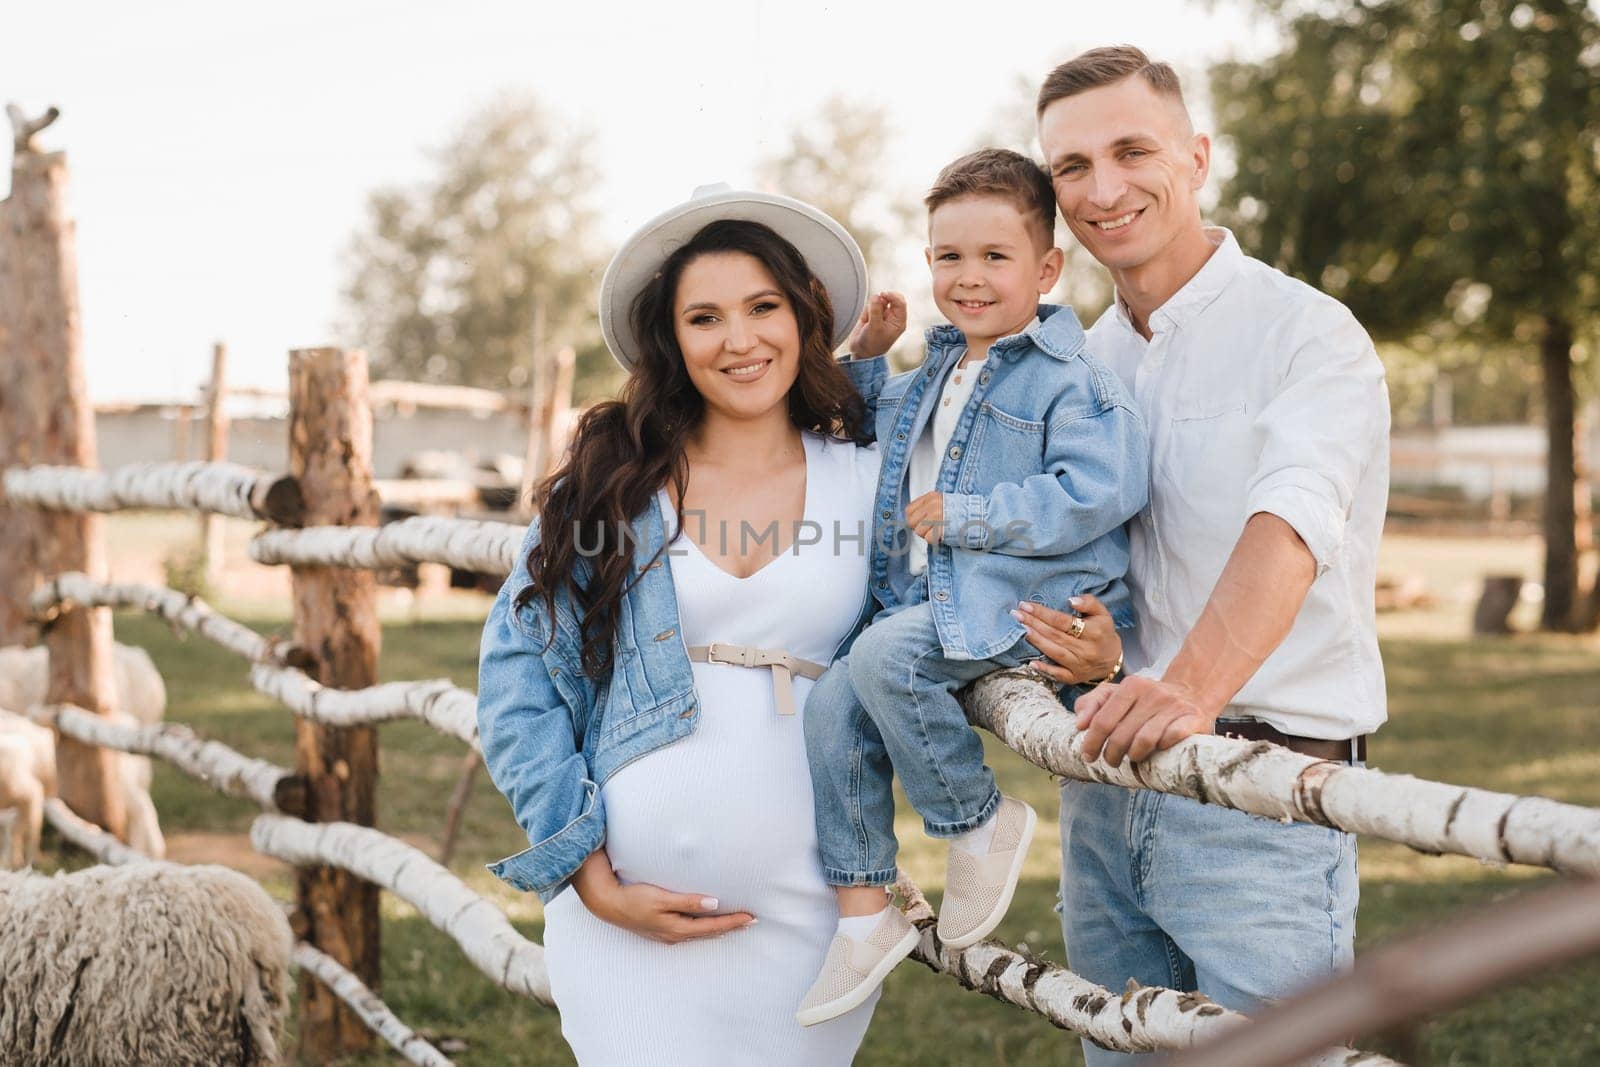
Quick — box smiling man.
[1034,46,1391,1063]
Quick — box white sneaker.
[936,796,1036,949]
[795,907,920,1027]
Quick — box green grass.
[28,600,1600,1065]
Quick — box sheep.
[0,711,54,870]
[0,706,164,864]
[0,642,168,727]
[0,862,294,1066]
[0,738,43,870]
[0,643,167,860]
[111,723,165,859]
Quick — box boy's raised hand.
[848,291,908,359]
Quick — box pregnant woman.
[477,185,893,1064]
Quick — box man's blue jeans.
[804,601,1036,886]
[1059,778,1358,1065]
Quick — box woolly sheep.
[0,643,167,860]
[0,862,293,1066]
[0,706,164,863]
[0,737,43,870]
[0,642,168,726]
[0,711,54,870]
[112,725,165,859]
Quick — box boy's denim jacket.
[855,303,1149,659]
[476,443,883,903]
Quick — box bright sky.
[3,0,1277,401]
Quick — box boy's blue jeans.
[804,600,1037,886]
[1059,778,1359,1065]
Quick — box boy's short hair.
[1035,45,1187,116]
[924,148,1056,252]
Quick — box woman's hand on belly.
[572,848,757,944]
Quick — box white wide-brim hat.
[599,183,868,370]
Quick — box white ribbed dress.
[542,431,882,1066]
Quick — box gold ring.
[1068,615,1086,639]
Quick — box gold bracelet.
[1093,651,1124,686]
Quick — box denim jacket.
[477,467,877,903]
[856,303,1149,659]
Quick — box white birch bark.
[31,573,290,664]
[914,930,1239,1053]
[31,576,479,748]
[250,814,550,1003]
[249,517,523,578]
[892,877,1399,1064]
[249,664,480,749]
[41,796,150,865]
[2,461,299,523]
[292,943,456,1067]
[965,671,1600,877]
[36,702,289,810]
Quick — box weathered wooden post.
[288,347,382,1058]
[0,105,126,837]
[199,341,229,587]
[172,402,194,461]
[518,291,549,513]
[542,343,577,479]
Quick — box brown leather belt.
[1215,720,1367,764]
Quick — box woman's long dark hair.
[517,219,873,678]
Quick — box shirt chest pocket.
[960,401,1046,492]
[1158,399,1252,525]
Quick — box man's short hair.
[924,148,1056,251]
[1036,45,1186,116]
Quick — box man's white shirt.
[1087,228,1390,739]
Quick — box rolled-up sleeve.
[1245,309,1389,573]
[476,531,604,904]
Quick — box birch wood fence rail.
[1,461,304,525]
[6,452,1598,1062]
[33,568,1600,882]
[16,566,1378,1060]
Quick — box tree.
[1211,0,1600,630]
[339,95,615,397]
[760,94,920,295]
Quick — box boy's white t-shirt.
[906,349,982,576]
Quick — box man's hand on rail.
[1073,675,1215,767]
[572,849,755,944]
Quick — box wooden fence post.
[518,290,548,513]
[0,105,126,836]
[172,402,194,461]
[288,347,382,1059]
[542,344,576,480]
[199,341,229,588]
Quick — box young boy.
[797,148,1150,1025]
